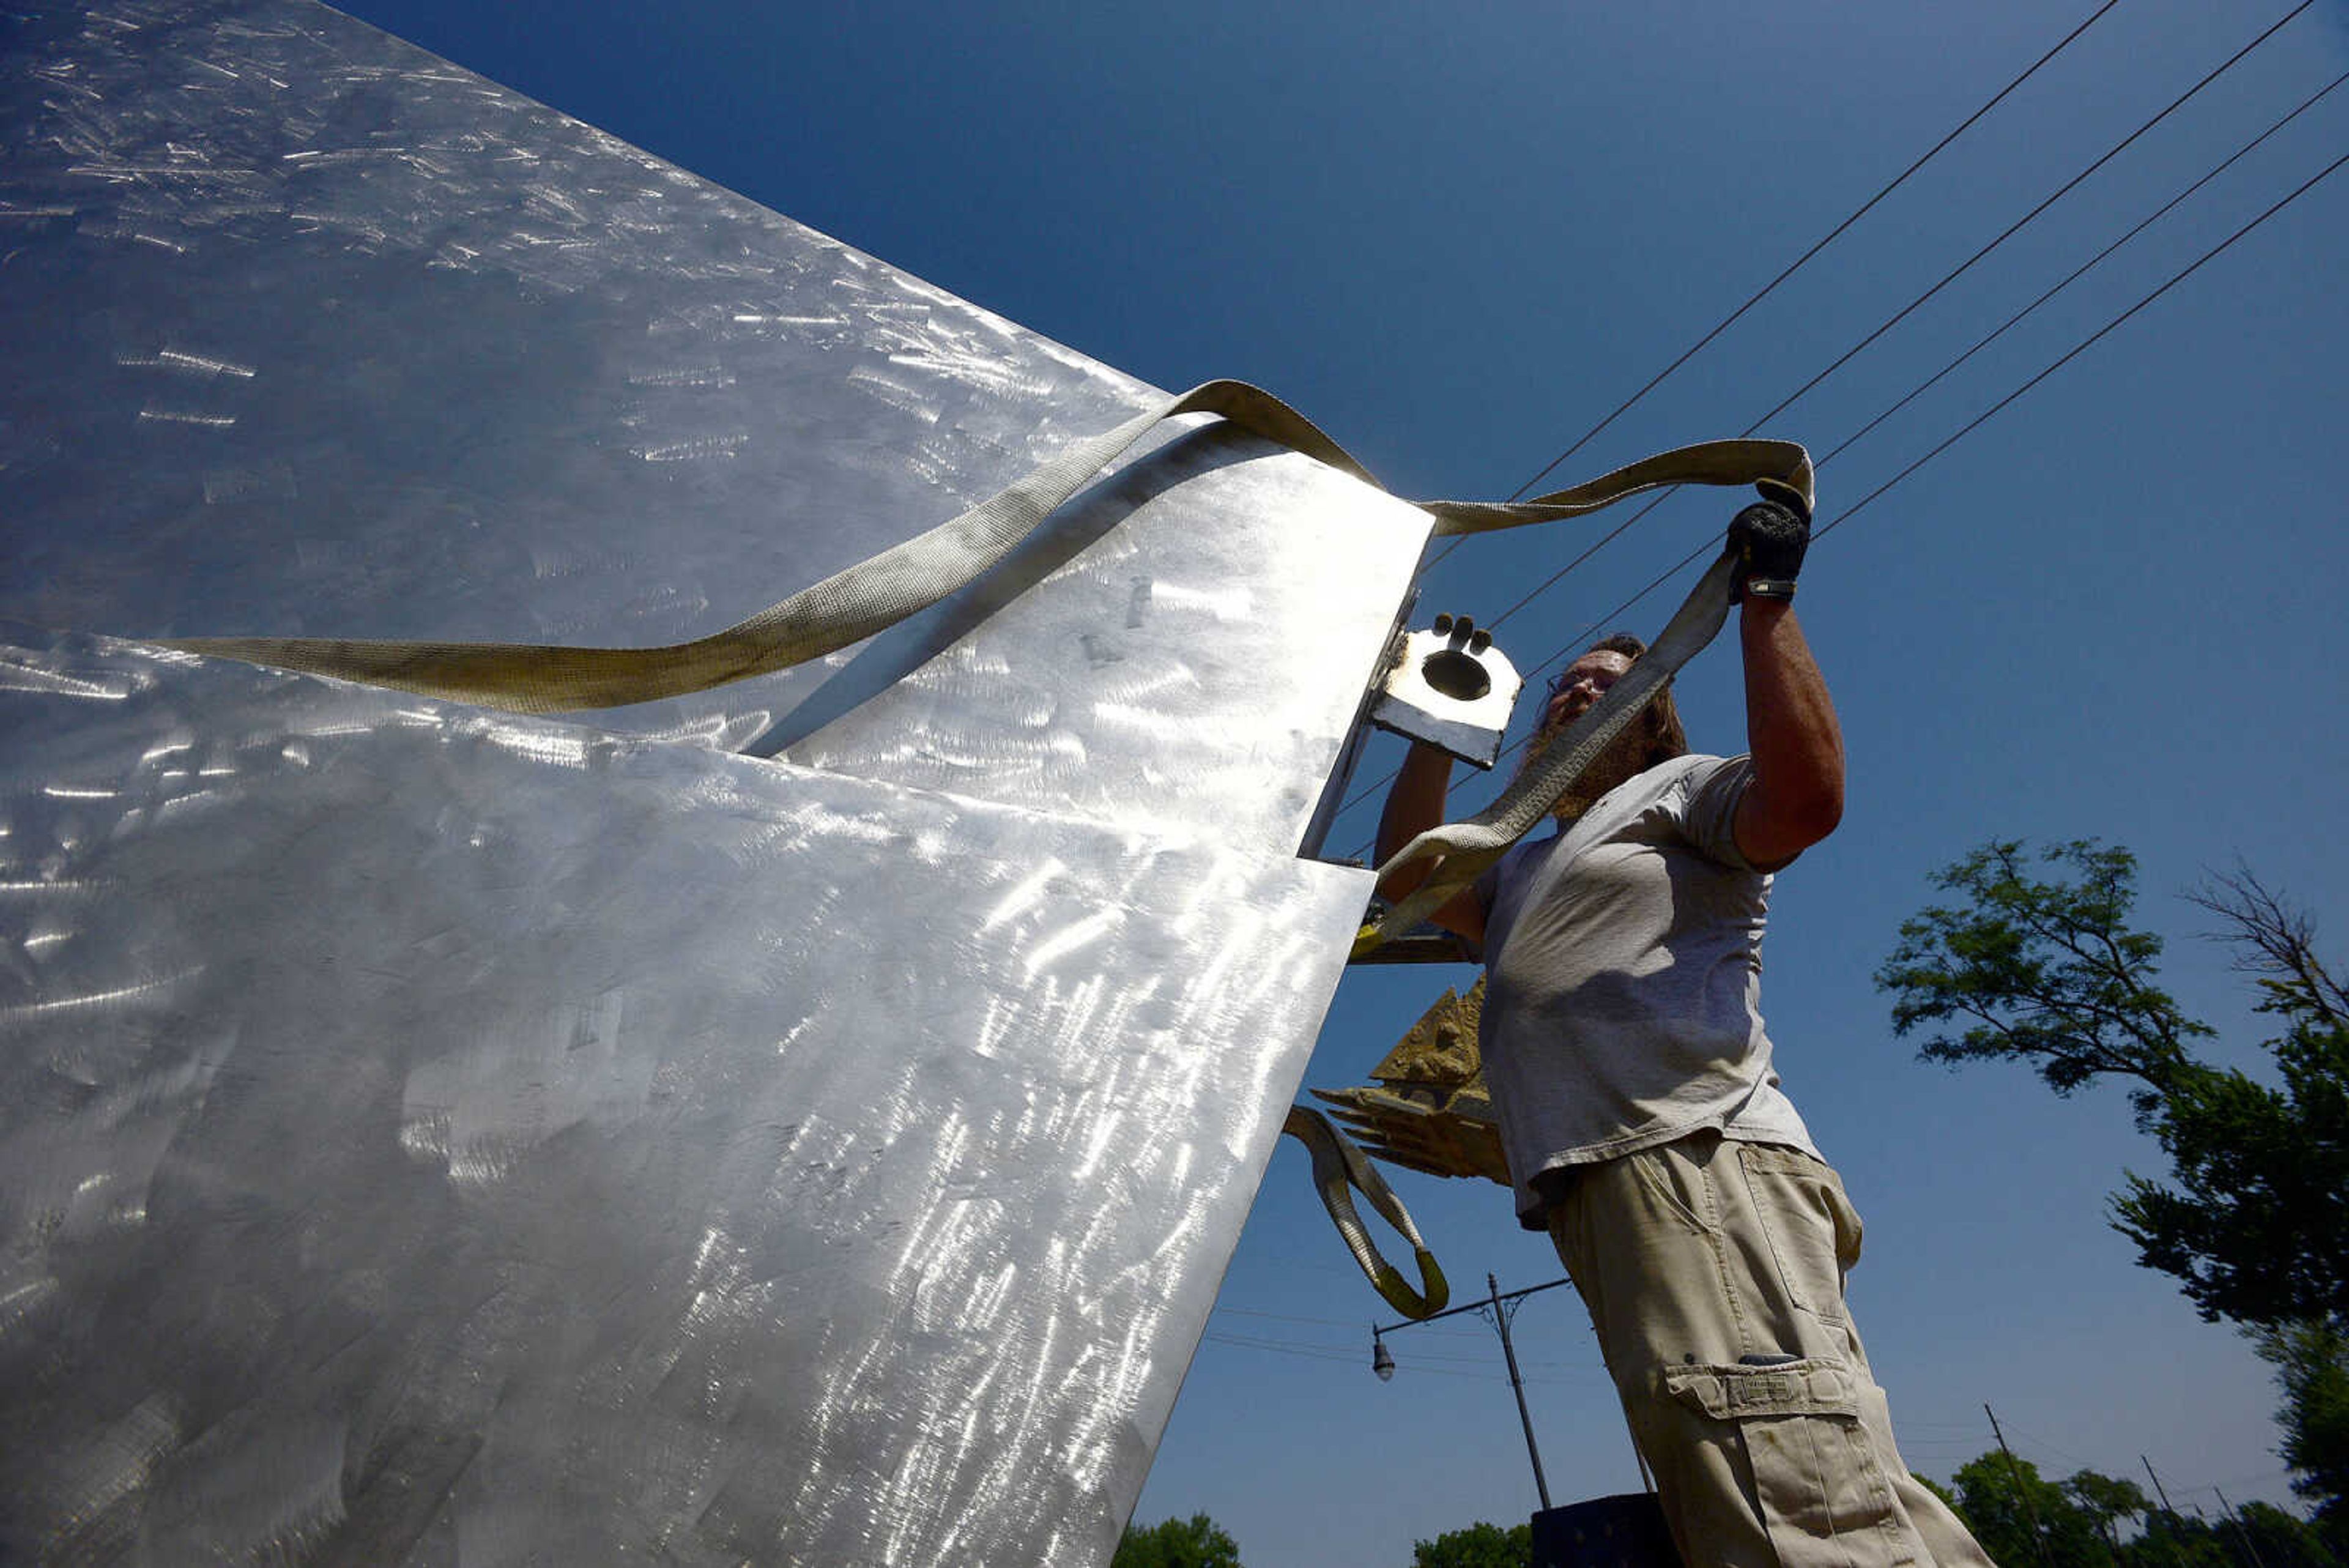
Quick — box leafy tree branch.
[1877,839,2349,1540]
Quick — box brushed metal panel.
[0,0,1160,746]
[773,425,1430,852]
[0,630,1371,1566]
[0,0,1428,852]
[0,4,1428,1561]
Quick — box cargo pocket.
[1739,1143,1862,1323]
[1663,1358,1915,1568]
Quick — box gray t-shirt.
[1472,752,1818,1224]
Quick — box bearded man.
[1376,494,1992,1568]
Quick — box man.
[1376,494,1992,1568]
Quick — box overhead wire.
[1813,144,2349,545]
[1201,1331,1600,1385]
[1816,65,2349,471]
[1212,1304,1491,1339]
[1476,0,2312,642]
[1493,135,2349,778]
[1419,0,2123,573]
[1730,0,2314,439]
[1504,0,2123,502]
[1518,61,2349,685]
[1333,11,2331,845]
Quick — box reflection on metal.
[1367,615,1524,770]
[1312,979,1510,1185]
[0,1,1427,1562]
[776,424,1431,852]
[0,633,1371,1562]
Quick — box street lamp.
[1370,1271,1570,1510]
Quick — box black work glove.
[1726,478,1811,602]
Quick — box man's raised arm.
[1376,743,1486,943]
[1726,494,1844,869]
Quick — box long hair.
[1586,632,1688,768]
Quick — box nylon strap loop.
[156,379,1809,718]
[1283,1104,1450,1320]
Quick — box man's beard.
[1516,712,1655,823]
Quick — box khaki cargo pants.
[1545,1133,1996,1567]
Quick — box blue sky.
[333,1,2349,1561]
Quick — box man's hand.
[1727,480,1811,603]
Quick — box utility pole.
[2140,1455,2188,1568]
[1987,1404,2055,1568]
[1372,1272,1571,1512]
[2213,1487,2268,1568]
[2142,1455,2179,1514]
[1485,1273,1554,1512]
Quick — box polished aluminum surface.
[0,0,1419,812]
[0,2,1430,1560]
[780,428,1429,849]
[0,630,1371,1564]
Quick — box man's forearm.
[1736,600,1844,865]
[1375,743,1454,899]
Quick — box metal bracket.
[1365,614,1523,770]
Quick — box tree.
[1410,1520,1531,1568]
[1112,1512,1244,1568]
[2115,869,2349,1330]
[1948,1451,2110,1568]
[2236,1498,2347,1568]
[1933,1446,2340,1568]
[2066,1468,2151,1557]
[2258,1317,2349,1552]
[1877,841,2349,1528]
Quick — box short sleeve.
[1672,754,1762,871]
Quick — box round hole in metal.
[1420,648,1491,702]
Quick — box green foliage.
[1876,840,2209,1126]
[1877,844,2349,1521]
[1409,1519,1531,1568]
[1938,1448,2339,1567]
[1949,1452,2114,1568]
[1879,845,2349,1327]
[2067,1468,2151,1553]
[1113,1512,1244,1568]
[2110,867,2349,1328]
[2239,1498,2348,1567]
[2258,1320,2349,1550]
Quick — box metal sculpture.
[0,2,1429,1561]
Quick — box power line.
[1816,144,2349,544]
[1333,69,2343,848]
[1817,66,2349,472]
[1472,0,2313,633]
[1738,0,2315,438]
[1200,1332,1595,1387]
[1419,0,2122,572]
[1205,1325,1599,1372]
[1517,95,2349,683]
[1212,1304,1490,1339]
[1504,0,2123,503]
[1534,140,2349,701]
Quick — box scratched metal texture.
[0,630,1373,1564]
[0,0,1430,852]
[0,2,1432,1562]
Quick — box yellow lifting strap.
[157,378,1809,719]
[1283,1105,1450,1320]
